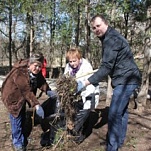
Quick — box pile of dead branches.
[56,74,81,130]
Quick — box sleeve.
[43,58,47,67]
[14,72,39,107]
[76,59,93,80]
[42,59,47,78]
[88,36,121,85]
[37,73,51,92]
[79,59,96,97]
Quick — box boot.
[40,130,53,147]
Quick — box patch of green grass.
[53,128,66,149]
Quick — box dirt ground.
[1,91,151,151]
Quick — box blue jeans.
[106,84,138,151]
[10,105,27,148]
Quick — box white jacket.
[64,58,100,110]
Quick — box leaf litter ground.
[1,85,151,151]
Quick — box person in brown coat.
[1,52,57,151]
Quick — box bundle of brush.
[56,73,81,130]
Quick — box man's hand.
[47,90,58,99]
[77,80,86,93]
[35,105,44,119]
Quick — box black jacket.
[88,26,141,87]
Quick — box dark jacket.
[1,59,50,117]
[88,26,141,87]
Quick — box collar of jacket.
[99,26,112,43]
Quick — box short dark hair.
[29,52,44,64]
[90,14,108,25]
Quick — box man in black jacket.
[77,14,141,151]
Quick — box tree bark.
[8,6,12,71]
[106,76,112,106]
[136,37,151,111]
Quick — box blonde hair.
[66,47,82,60]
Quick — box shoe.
[73,134,85,144]
[40,138,54,147]
[13,146,26,151]
[40,131,54,147]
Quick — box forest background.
[0,1,151,151]
[0,0,151,115]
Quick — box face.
[29,62,42,74]
[91,17,108,37]
[68,57,80,69]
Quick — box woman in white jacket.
[64,47,100,143]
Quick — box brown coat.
[1,59,50,117]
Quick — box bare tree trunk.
[84,0,90,59]
[106,76,112,106]
[136,37,151,112]
[26,13,32,58]
[50,0,56,39]
[30,27,33,55]
[48,0,56,71]
[8,6,12,70]
[75,4,80,46]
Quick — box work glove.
[47,90,58,99]
[35,104,44,119]
[76,80,86,93]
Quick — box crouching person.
[39,96,59,147]
[1,52,57,151]
[64,47,100,144]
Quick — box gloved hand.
[77,80,86,93]
[35,105,44,119]
[47,90,58,99]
